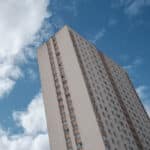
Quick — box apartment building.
[38,25,150,150]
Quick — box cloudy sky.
[0,0,150,149]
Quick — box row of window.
[52,37,83,150]
[69,30,111,149]
[107,58,150,149]
[47,41,73,150]
[101,54,145,150]
[69,30,140,150]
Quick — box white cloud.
[123,57,150,117]
[112,0,150,16]
[0,0,51,99]
[145,105,150,117]
[136,85,150,117]
[27,69,37,81]
[125,0,150,16]
[63,0,78,16]
[123,57,142,71]
[0,79,15,99]
[136,85,148,99]
[31,134,50,150]
[0,132,50,150]
[111,0,132,8]
[13,93,47,135]
[0,92,50,150]
[91,28,106,44]
[0,63,23,98]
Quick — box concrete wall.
[38,43,67,150]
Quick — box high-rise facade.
[38,25,150,150]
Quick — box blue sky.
[0,0,150,149]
